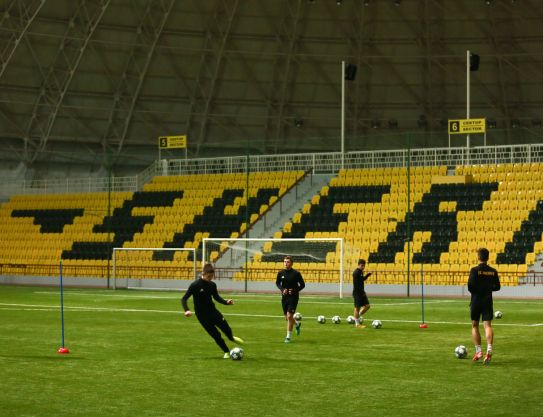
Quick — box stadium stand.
[244,164,542,286]
[0,171,304,279]
[1,164,541,287]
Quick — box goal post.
[202,237,345,297]
[112,247,197,290]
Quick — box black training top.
[181,278,228,315]
[276,268,305,294]
[467,263,501,302]
[352,268,371,294]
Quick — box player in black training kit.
[276,255,305,343]
[182,263,244,358]
[468,247,500,365]
[352,259,372,328]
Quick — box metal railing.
[1,142,543,197]
[0,175,138,197]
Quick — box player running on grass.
[352,259,372,328]
[276,255,305,343]
[182,263,244,358]
[468,247,501,365]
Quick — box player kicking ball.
[182,263,244,358]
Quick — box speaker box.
[345,64,357,81]
[470,53,480,71]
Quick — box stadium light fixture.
[344,63,357,81]
[470,53,480,71]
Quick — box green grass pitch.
[1,286,542,417]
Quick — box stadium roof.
[0,0,542,171]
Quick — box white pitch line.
[384,318,543,327]
[32,290,543,306]
[31,291,459,307]
[1,302,542,327]
[0,303,176,314]
[33,291,178,300]
[0,307,62,311]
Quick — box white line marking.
[1,302,541,327]
[31,291,459,307]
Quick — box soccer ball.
[331,315,341,324]
[371,319,382,329]
[494,310,503,319]
[317,315,326,324]
[455,345,468,359]
[230,347,244,360]
[294,312,303,321]
[346,315,355,324]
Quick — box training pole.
[419,265,428,328]
[57,260,70,354]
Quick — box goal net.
[112,247,197,290]
[202,237,345,297]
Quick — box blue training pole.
[421,267,425,324]
[418,266,428,328]
[60,260,65,348]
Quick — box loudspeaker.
[470,53,480,71]
[345,64,357,81]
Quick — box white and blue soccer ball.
[294,312,303,321]
[494,310,503,319]
[454,345,468,359]
[230,347,244,360]
[317,315,326,324]
[331,315,341,324]
[346,315,355,324]
[371,319,382,329]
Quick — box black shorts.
[282,294,299,315]
[353,292,370,308]
[470,300,493,322]
[196,308,223,325]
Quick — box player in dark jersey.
[276,255,305,343]
[352,259,372,328]
[182,263,244,358]
[467,247,500,365]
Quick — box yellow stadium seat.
[525,252,536,265]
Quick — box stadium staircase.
[213,173,331,271]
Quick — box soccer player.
[276,255,305,343]
[468,247,501,365]
[182,263,244,358]
[352,259,372,328]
